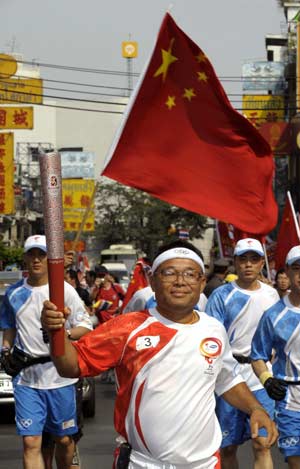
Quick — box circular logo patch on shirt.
[199,337,222,358]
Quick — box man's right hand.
[41,302,81,379]
[264,377,287,401]
[41,300,68,331]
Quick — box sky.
[0,0,286,104]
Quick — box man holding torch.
[40,240,278,469]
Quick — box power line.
[0,86,293,114]
[0,82,128,106]
[0,76,295,102]
[40,76,131,92]
[1,56,140,77]
[0,54,295,84]
[0,96,124,114]
[0,72,132,93]
[0,74,291,99]
[1,81,128,99]
[0,95,291,115]
[0,69,296,114]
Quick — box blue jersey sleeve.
[205,287,226,324]
[0,292,16,329]
[250,312,274,362]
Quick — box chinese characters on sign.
[63,209,94,232]
[0,57,39,217]
[242,62,285,94]
[60,151,95,179]
[0,106,33,129]
[0,78,43,104]
[242,95,284,129]
[0,132,14,214]
[62,179,95,232]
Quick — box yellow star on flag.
[166,95,176,109]
[183,88,196,101]
[195,53,207,63]
[154,38,178,82]
[197,71,208,83]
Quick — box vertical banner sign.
[39,152,65,357]
[0,132,14,214]
[62,179,95,231]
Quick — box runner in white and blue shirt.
[0,234,93,468]
[206,238,279,469]
[251,245,300,467]
[1,279,92,389]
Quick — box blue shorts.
[276,400,300,460]
[216,388,275,448]
[14,383,78,437]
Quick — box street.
[0,379,117,469]
[0,378,286,469]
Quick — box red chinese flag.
[275,197,300,270]
[217,221,235,257]
[121,259,150,312]
[102,13,277,235]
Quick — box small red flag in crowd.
[216,221,236,257]
[121,258,151,312]
[102,13,277,235]
[275,193,300,270]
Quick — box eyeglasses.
[155,268,203,284]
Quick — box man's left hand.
[250,407,278,447]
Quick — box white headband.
[152,248,205,274]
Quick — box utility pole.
[122,38,138,97]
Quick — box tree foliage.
[94,180,207,258]
[0,242,24,269]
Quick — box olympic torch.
[39,151,65,356]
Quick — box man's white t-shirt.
[74,308,243,466]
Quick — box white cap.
[24,235,47,253]
[286,246,300,265]
[234,238,264,257]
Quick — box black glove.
[0,348,19,377]
[264,377,287,401]
[116,443,132,469]
[0,347,29,377]
[40,327,50,344]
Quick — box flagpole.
[262,243,271,282]
[215,220,224,258]
[287,190,300,241]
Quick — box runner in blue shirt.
[206,238,279,469]
[251,245,300,469]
